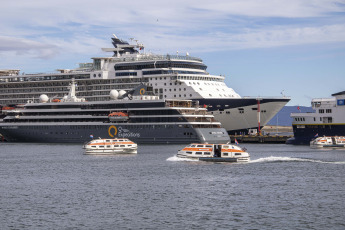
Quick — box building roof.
[332,91,345,96]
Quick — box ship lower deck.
[0,123,229,144]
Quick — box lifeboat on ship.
[1,106,15,110]
[177,143,250,162]
[310,136,345,148]
[83,138,137,154]
[108,112,129,122]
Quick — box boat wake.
[166,155,198,162]
[249,156,345,164]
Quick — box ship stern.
[194,128,230,144]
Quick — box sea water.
[0,143,344,229]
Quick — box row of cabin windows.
[150,77,225,87]
[319,109,332,113]
[18,124,192,130]
[210,110,266,115]
[104,139,127,142]
[145,70,206,75]
[295,117,306,121]
[211,111,231,114]
[188,145,232,149]
[2,74,91,83]
[183,132,193,136]
[159,87,232,98]
[187,152,242,156]
[295,117,333,122]
[115,62,207,71]
[170,94,193,98]
[91,145,131,148]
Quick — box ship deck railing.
[109,54,203,63]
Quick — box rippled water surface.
[1,143,345,229]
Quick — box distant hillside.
[266,106,314,126]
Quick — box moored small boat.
[310,136,345,148]
[177,143,250,162]
[83,138,137,154]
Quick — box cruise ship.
[0,34,290,134]
[288,91,345,145]
[0,80,230,143]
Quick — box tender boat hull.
[177,143,250,162]
[83,138,138,155]
[198,157,237,162]
[309,136,345,148]
[84,148,137,154]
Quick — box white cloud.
[192,0,345,18]
[0,36,58,58]
[0,0,344,60]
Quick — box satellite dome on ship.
[39,94,49,103]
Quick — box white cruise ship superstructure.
[0,34,290,134]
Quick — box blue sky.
[0,0,344,106]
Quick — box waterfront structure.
[0,34,290,134]
[289,91,345,145]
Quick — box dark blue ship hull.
[288,124,345,145]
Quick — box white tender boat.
[177,143,250,162]
[83,138,137,154]
[310,136,345,148]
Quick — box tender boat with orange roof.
[310,136,345,148]
[83,138,137,154]
[177,143,250,162]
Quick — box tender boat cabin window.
[235,153,241,156]
[120,145,125,147]
[204,152,211,155]
[223,153,228,156]
[205,145,212,148]
[196,152,202,155]
[197,145,204,147]
[186,151,192,154]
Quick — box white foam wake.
[166,155,199,162]
[249,156,345,164]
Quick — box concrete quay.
[230,126,293,143]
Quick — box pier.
[230,126,293,143]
